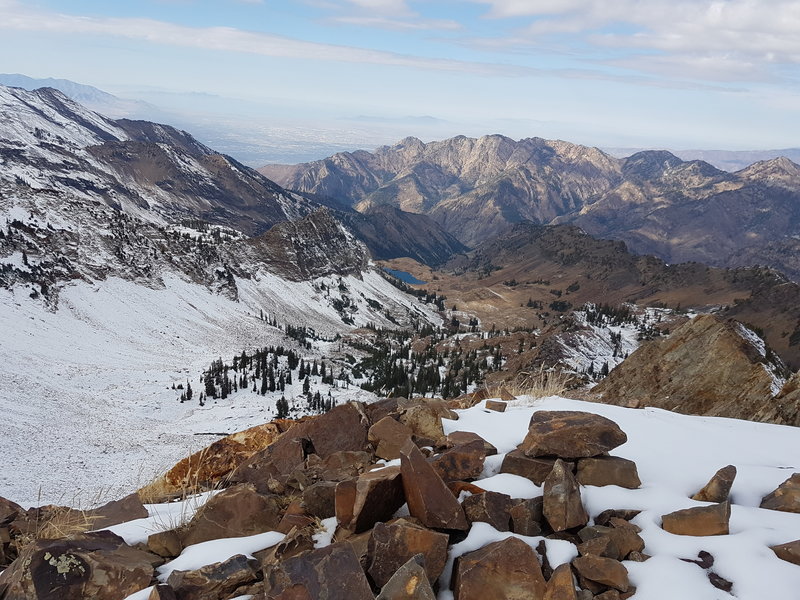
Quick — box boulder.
[167,553,260,599]
[593,510,641,527]
[147,529,183,559]
[276,501,315,534]
[148,584,178,600]
[89,493,149,530]
[375,555,436,600]
[335,466,405,534]
[572,555,630,593]
[429,440,486,482]
[302,481,338,519]
[521,411,627,459]
[771,539,800,566]
[366,519,449,588]
[369,417,414,461]
[316,450,374,482]
[180,484,283,547]
[398,399,457,441]
[485,400,507,412]
[440,431,497,456]
[0,531,155,600]
[576,457,641,489]
[661,501,731,536]
[259,526,316,567]
[543,459,589,532]
[500,451,561,485]
[577,523,644,561]
[462,492,512,531]
[509,497,545,537]
[400,439,468,531]
[263,541,375,600]
[453,536,546,600]
[0,496,22,525]
[691,465,736,502]
[543,563,578,600]
[760,473,800,513]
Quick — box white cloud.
[332,15,462,30]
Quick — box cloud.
[331,16,462,31]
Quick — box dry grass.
[507,365,574,403]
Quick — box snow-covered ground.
[0,268,435,507]
[113,396,799,600]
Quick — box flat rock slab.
[501,451,560,485]
[661,501,731,536]
[572,555,630,592]
[760,473,800,513]
[462,491,512,531]
[430,440,486,482]
[167,553,259,599]
[369,416,414,461]
[576,456,641,489]
[521,411,627,459]
[367,518,449,588]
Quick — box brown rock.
[440,431,497,456]
[147,529,183,559]
[691,465,737,502]
[578,523,644,561]
[302,481,338,519]
[89,493,150,530]
[447,481,488,497]
[365,397,402,425]
[277,501,315,534]
[148,584,178,600]
[317,450,374,482]
[369,417,414,461]
[543,459,589,532]
[500,450,561,485]
[576,457,641,489]
[593,509,641,527]
[375,555,436,600]
[180,484,283,547]
[509,497,545,536]
[499,387,516,401]
[335,466,405,534]
[400,439,468,530]
[594,592,621,600]
[661,501,731,536]
[0,496,22,525]
[263,541,374,600]
[543,563,577,600]
[770,539,800,566]
[430,441,486,482]
[627,551,650,562]
[760,473,800,513]
[577,536,620,560]
[345,530,373,571]
[572,555,630,592]
[399,405,446,441]
[0,531,155,600]
[453,536,546,600]
[462,491,512,531]
[167,553,260,599]
[521,411,627,459]
[485,400,507,412]
[367,519,449,587]
[259,526,316,567]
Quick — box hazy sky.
[2,0,799,157]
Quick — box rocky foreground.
[1,394,799,599]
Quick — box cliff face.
[594,315,796,425]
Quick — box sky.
[1,0,799,163]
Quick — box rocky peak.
[622,150,684,179]
[737,156,800,189]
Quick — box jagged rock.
[0,530,155,600]
[335,466,405,534]
[543,459,589,532]
[453,536,546,600]
[461,491,512,531]
[500,451,561,485]
[576,457,641,489]
[510,497,545,536]
[760,473,800,513]
[180,483,283,546]
[89,493,149,529]
[366,519,449,588]
[167,553,260,599]
[365,397,402,425]
[263,541,374,599]
[399,405,446,441]
[259,526,316,567]
[148,584,178,600]
[593,509,641,527]
[0,496,22,525]
[578,535,620,560]
[577,523,644,561]
[771,539,800,565]
[315,450,374,482]
[661,501,731,536]
[369,416,414,461]
[447,481,488,497]
[302,481,338,519]
[440,431,497,456]
[572,555,630,592]
[521,411,627,459]
[276,500,315,534]
[375,555,436,600]
[399,439,468,531]
[594,591,621,600]
[147,529,183,559]
[544,563,578,600]
[691,465,737,502]
[430,440,486,482]
[485,400,507,412]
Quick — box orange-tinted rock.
[760,473,800,513]
[180,483,283,546]
[440,431,497,456]
[543,459,589,532]
[369,416,414,461]
[661,501,730,536]
[485,400,507,412]
[462,491,512,531]
[691,465,736,502]
[399,405,446,441]
[521,411,627,459]
[375,555,437,600]
[544,563,578,600]
[447,481,488,497]
[576,457,641,489]
[167,553,260,599]
[510,497,545,536]
[572,555,630,592]
[335,466,405,534]
[500,450,560,485]
[430,441,486,482]
[366,519,449,587]
[400,440,468,531]
[771,539,800,566]
[277,501,315,534]
[453,536,546,600]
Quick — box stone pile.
[1,398,799,600]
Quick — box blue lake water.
[384,268,427,285]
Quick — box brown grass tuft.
[507,365,573,401]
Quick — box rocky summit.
[1,397,799,599]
